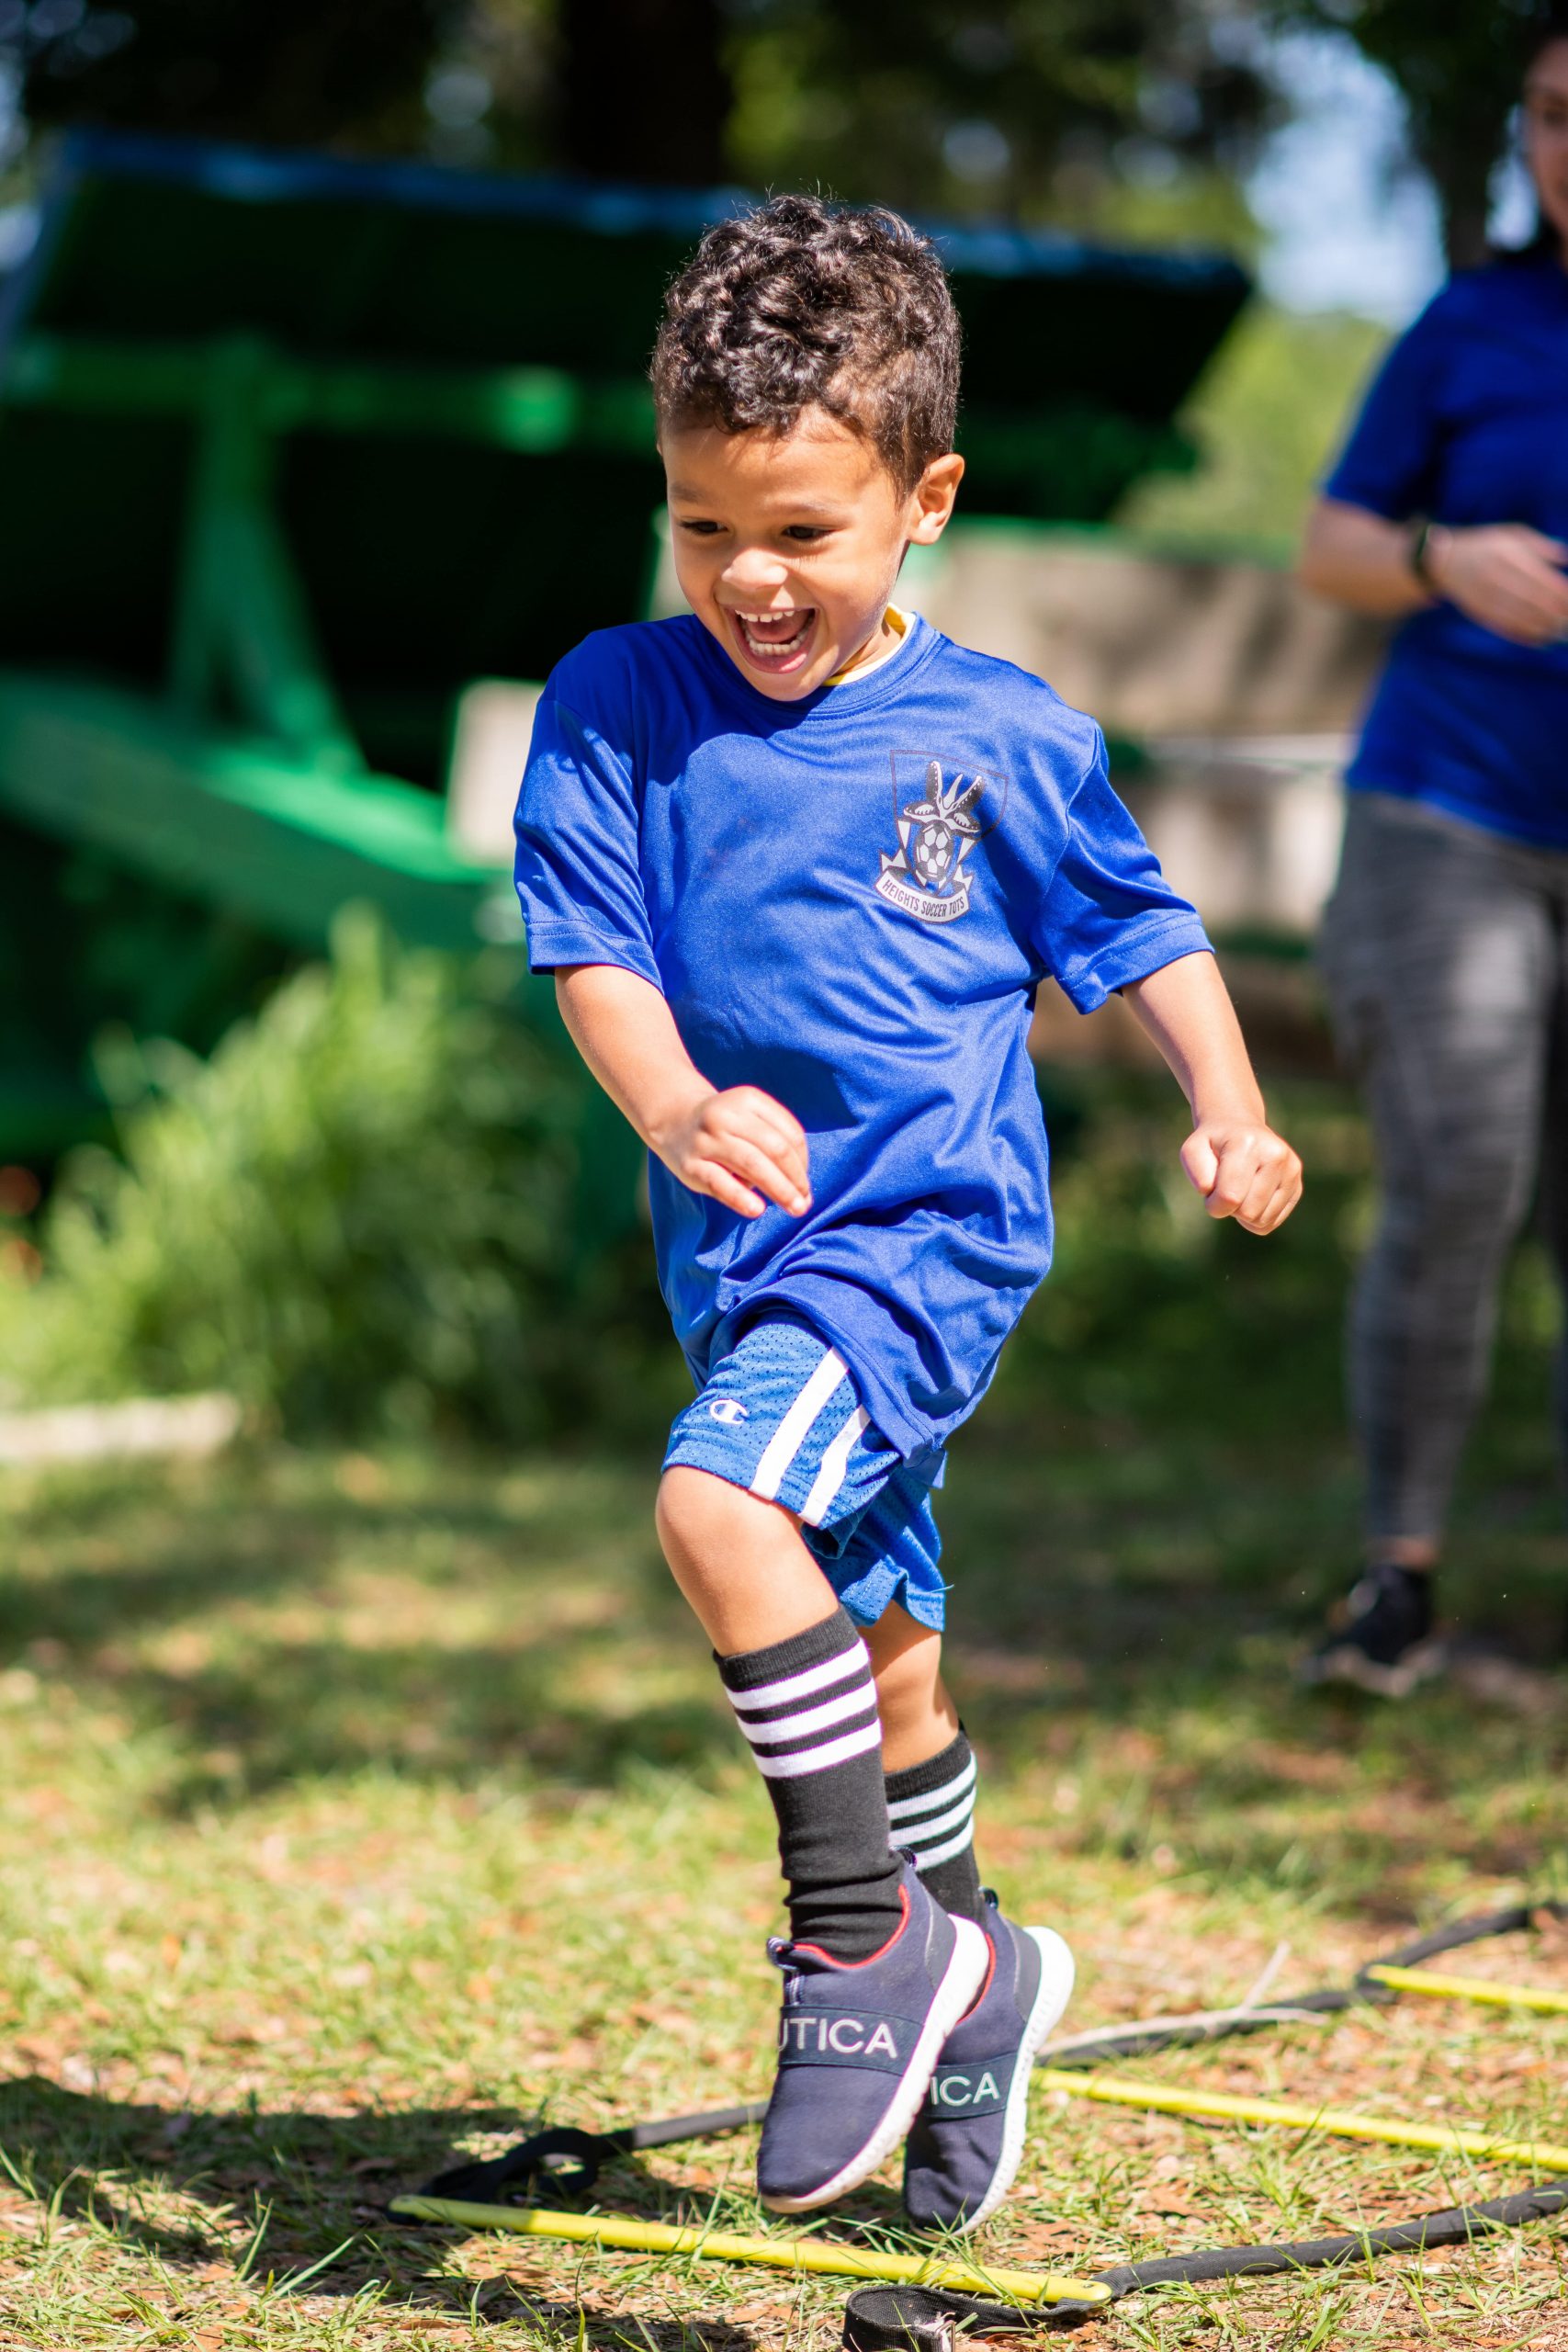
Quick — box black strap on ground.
[840,2177,1568,2343]
[399,1896,1568,2332]
[412,2100,769,2203]
[1353,1897,1562,1986]
[1043,1897,1568,2071]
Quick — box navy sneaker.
[757,1856,988,2213]
[902,1895,1075,2234]
[1298,1561,1442,1698]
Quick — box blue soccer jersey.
[514,611,1210,1462]
[1323,254,1568,849]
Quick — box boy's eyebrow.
[666,482,852,519]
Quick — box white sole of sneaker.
[946,1926,1077,2234]
[761,1913,989,2213]
[1299,1636,1445,1700]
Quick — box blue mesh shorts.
[662,1316,948,1632]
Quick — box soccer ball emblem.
[900,761,985,894]
[914,820,953,887]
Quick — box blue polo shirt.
[1324,252,1568,848]
[514,612,1209,1462]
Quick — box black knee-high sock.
[717,1606,904,1962]
[885,1730,984,1926]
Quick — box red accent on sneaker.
[790,1884,911,1971]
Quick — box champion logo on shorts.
[875,752,1007,925]
[707,1396,750,1424]
[779,2011,902,2060]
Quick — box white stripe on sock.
[727,1642,868,1715]
[751,1715,884,1779]
[749,1346,852,1502]
[886,1754,978,1823]
[897,1790,975,1849]
[908,1820,976,1870]
[800,1403,870,1527]
[730,1680,877,1748]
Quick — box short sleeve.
[1321,304,1446,521]
[513,692,660,986]
[1032,732,1212,1013]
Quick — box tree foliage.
[717,1,1270,223]
[6,0,464,155]
[6,0,1560,267]
[5,0,1271,241]
[1263,0,1562,264]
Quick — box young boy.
[514,195,1302,2233]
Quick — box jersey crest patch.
[876,754,1006,924]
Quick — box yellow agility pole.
[1037,2069,1568,2174]
[1366,1963,1568,2017]
[386,2197,1111,2307]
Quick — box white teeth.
[734,608,812,658]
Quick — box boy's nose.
[720,549,793,597]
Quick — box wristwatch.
[1408,518,1439,588]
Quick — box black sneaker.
[1298,1561,1441,1698]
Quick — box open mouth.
[727,606,818,675]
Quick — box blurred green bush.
[0,910,671,1440]
[1117,304,1390,547]
[996,1074,1366,1449]
[4,942,1556,1516]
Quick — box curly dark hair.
[650,194,961,495]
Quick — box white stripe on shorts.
[800,1402,871,1528]
[726,1642,869,1715]
[749,1345,852,1503]
[731,1679,879,1748]
[750,1714,884,1780]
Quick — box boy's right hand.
[652,1085,812,1220]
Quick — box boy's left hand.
[1180,1118,1303,1236]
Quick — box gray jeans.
[1319,793,1568,1543]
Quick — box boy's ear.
[908,452,964,544]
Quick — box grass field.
[3,1080,1567,2350]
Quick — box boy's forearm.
[554,963,710,1156]
[555,964,812,1219]
[1120,952,1264,1123]
[1121,953,1301,1235]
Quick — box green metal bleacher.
[0,130,1250,1159]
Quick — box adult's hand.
[1427,523,1568,647]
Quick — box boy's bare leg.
[656,1465,840,1650]
[657,1462,903,1962]
[863,1602,959,1770]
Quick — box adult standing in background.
[1298,13,1568,1695]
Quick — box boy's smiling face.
[661,407,963,702]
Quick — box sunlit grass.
[2,1082,1566,2346]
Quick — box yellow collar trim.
[825,605,910,687]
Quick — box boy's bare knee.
[656,1466,838,1651]
[656,1464,769,1568]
